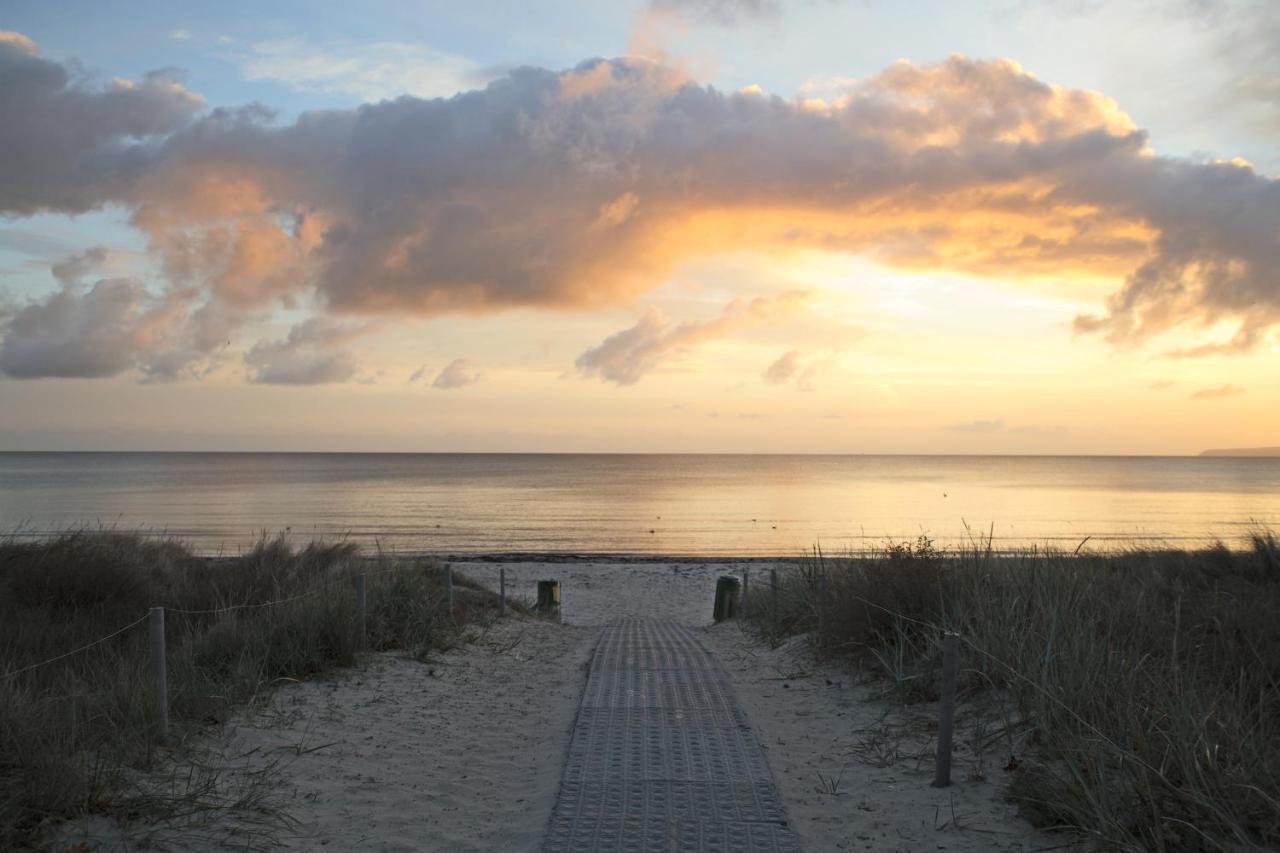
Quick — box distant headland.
[1200,446,1280,457]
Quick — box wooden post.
[742,569,750,618]
[499,567,507,617]
[712,575,741,622]
[445,564,454,618]
[816,567,828,646]
[770,568,779,632]
[354,573,367,647]
[149,607,168,741]
[536,580,561,621]
[934,632,961,788]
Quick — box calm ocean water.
[1,452,1278,556]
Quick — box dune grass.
[747,533,1280,852]
[0,530,508,847]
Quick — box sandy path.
[77,617,595,852]
[453,561,770,626]
[246,617,593,851]
[699,622,1068,853]
[60,562,1066,852]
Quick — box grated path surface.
[542,619,802,853]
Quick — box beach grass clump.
[749,533,1280,852]
[0,530,499,847]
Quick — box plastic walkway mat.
[542,618,802,852]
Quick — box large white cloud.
[1,31,1278,381]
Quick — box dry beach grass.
[3,530,1278,852]
[748,533,1280,852]
[0,531,510,848]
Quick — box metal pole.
[499,567,507,617]
[149,607,168,741]
[934,632,961,787]
[354,573,367,647]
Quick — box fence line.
[8,562,460,682]
[164,561,432,616]
[764,562,1178,790]
[2,568,389,679]
[2,612,150,681]
[166,586,330,616]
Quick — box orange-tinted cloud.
[2,33,1279,381]
[1189,383,1246,400]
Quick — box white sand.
[65,560,1066,852]
[451,560,780,626]
[698,623,1066,852]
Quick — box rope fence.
[1,612,150,682]
[3,561,510,741]
[739,562,1175,790]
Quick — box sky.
[0,0,1276,454]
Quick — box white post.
[499,567,507,617]
[934,632,961,787]
[149,607,168,741]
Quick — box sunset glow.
[1,1,1276,453]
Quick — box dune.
[56,560,1058,852]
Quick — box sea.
[1,452,1278,557]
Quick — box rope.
[1,564,454,680]
[166,586,329,615]
[804,574,1175,784]
[2,612,149,681]
[165,565,421,615]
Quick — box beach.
[53,560,1057,852]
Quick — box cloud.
[1190,0,1280,138]
[576,292,808,385]
[0,248,198,379]
[241,38,489,101]
[2,32,1279,375]
[946,418,1006,433]
[408,364,427,383]
[1,247,248,381]
[431,357,480,389]
[648,0,781,24]
[1148,379,1174,389]
[763,349,802,384]
[0,31,203,215]
[1189,383,1245,399]
[762,348,833,389]
[243,318,365,385]
[170,29,191,41]
[1008,424,1068,438]
[0,227,75,259]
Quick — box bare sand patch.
[58,616,592,852]
[699,622,1069,852]
[58,561,1065,852]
